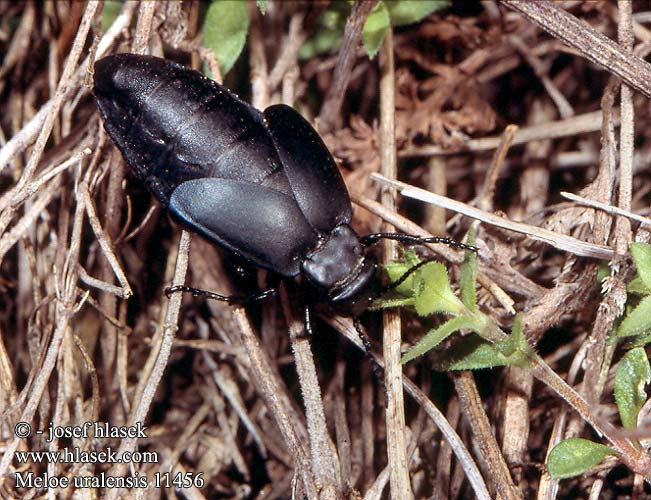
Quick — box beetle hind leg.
[353,317,386,398]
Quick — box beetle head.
[301,225,379,316]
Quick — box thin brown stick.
[452,372,521,500]
[0,1,136,174]
[131,1,156,54]
[615,0,634,255]
[502,0,651,98]
[329,317,491,500]
[477,124,518,211]
[105,230,191,499]
[318,0,377,132]
[280,287,341,500]
[400,109,615,157]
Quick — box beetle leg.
[304,305,314,337]
[361,232,477,253]
[353,317,386,399]
[353,317,373,354]
[165,284,277,304]
[144,175,172,204]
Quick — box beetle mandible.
[93,54,473,319]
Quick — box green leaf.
[432,336,514,371]
[362,1,390,58]
[371,296,414,310]
[596,262,610,285]
[202,0,249,77]
[385,254,421,294]
[494,315,531,365]
[632,242,651,291]
[414,262,465,317]
[628,275,651,295]
[384,0,448,26]
[299,7,346,60]
[299,28,343,59]
[402,316,480,364]
[101,0,123,32]
[256,0,267,14]
[547,438,615,479]
[460,230,477,311]
[617,295,651,338]
[615,347,651,429]
[384,262,416,296]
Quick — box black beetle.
[93,54,473,319]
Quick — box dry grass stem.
[561,191,651,227]
[379,28,413,500]
[401,109,615,157]
[371,174,616,260]
[503,1,651,98]
[319,0,376,131]
[328,316,491,500]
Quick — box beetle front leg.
[165,284,277,304]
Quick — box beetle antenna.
[362,233,478,253]
[165,285,277,304]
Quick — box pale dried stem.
[248,5,269,110]
[0,185,59,263]
[268,13,307,91]
[105,230,191,499]
[0,1,136,174]
[0,192,86,478]
[77,184,132,299]
[231,306,318,499]
[561,192,651,227]
[452,372,520,500]
[280,287,340,500]
[378,28,415,500]
[371,175,616,260]
[13,1,99,191]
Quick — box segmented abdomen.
[94,54,290,204]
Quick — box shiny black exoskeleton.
[94,54,377,315]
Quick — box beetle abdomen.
[94,54,290,204]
